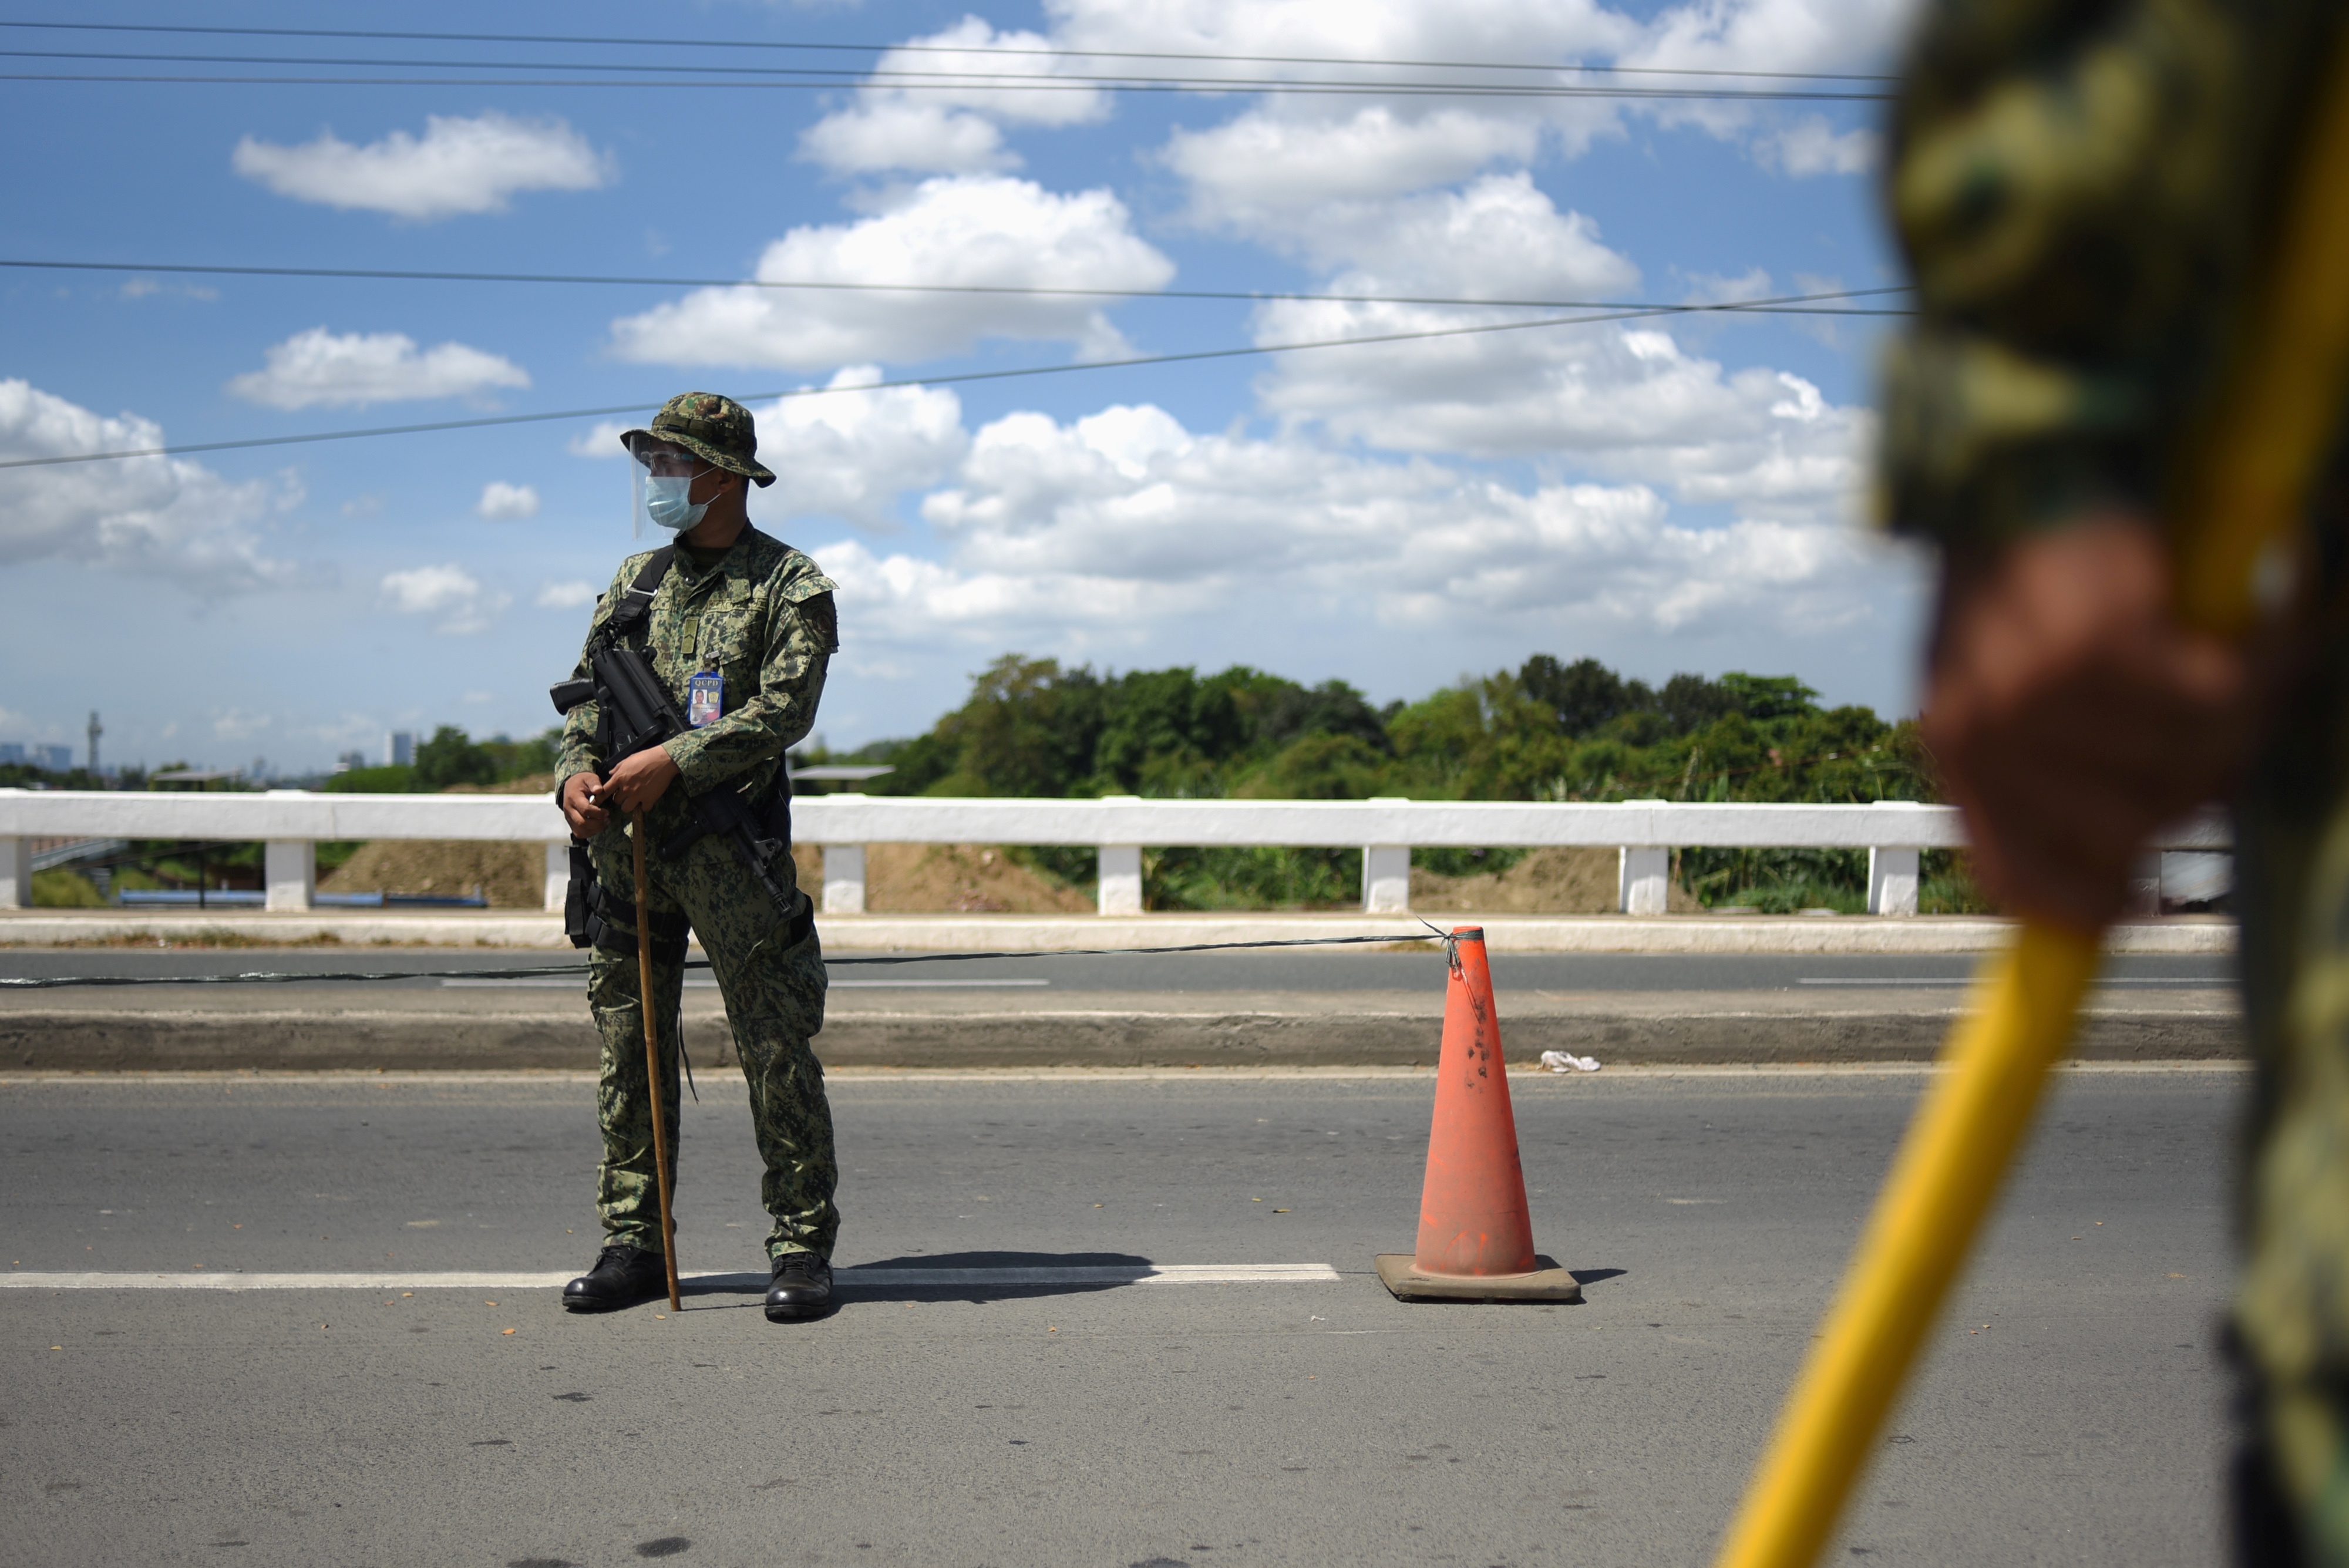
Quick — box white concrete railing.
[0,789,2233,917]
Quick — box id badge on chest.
[686,671,723,728]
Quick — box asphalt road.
[0,944,2240,994]
[3,1066,2240,1566]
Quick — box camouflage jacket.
[554,528,839,843]
[1879,0,2344,549]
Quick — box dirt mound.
[1408,846,1701,914]
[328,792,1678,916]
[317,776,557,907]
[319,840,546,908]
[443,773,559,796]
[796,843,1091,914]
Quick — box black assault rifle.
[550,647,803,926]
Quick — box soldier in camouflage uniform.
[1882,3,2349,1559]
[553,392,844,1322]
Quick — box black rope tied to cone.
[0,930,1450,988]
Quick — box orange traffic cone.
[1376,927,1581,1303]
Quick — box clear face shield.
[625,432,711,539]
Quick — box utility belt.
[562,774,814,963]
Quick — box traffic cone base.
[1378,926,1580,1305]
[1375,1253,1582,1303]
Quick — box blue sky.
[1,0,1927,775]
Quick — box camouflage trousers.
[586,821,836,1264]
[2232,632,2349,1563]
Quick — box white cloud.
[1165,107,1544,236]
[381,563,510,635]
[1091,1,1643,230]
[797,18,1108,175]
[119,278,218,302]
[566,420,633,458]
[825,399,1896,655]
[1759,116,1880,177]
[1256,307,1871,518]
[755,368,969,530]
[1283,173,1640,295]
[800,101,1018,176]
[231,112,611,221]
[227,328,529,410]
[536,580,600,610]
[381,563,477,613]
[1145,174,1870,519]
[608,176,1173,369]
[1615,0,1918,162]
[1681,268,1777,306]
[476,481,540,521]
[1627,0,1917,79]
[1120,0,1909,228]
[211,709,272,742]
[0,379,304,594]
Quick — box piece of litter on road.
[502,1328,516,1335]
[1541,1051,1601,1074]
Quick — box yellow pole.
[1712,29,2349,1568]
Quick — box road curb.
[0,909,2239,954]
[0,1006,2243,1072]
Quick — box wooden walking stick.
[631,808,684,1313]
[1712,32,2349,1568]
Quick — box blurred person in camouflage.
[553,392,844,1323]
[1881,1,2348,1557]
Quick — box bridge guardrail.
[0,789,2230,918]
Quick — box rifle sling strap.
[597,545,675,652]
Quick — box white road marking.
[3,1272,576,1290]
[0,1263,1341,1291]
[840,1263,1337,1286]
[438,977,1051,990]
[829,979,1051,990]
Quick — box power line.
[0,19,1902,83]
[0,288,1897,472]
[0,59,1889,101]
[0,258,1916,316]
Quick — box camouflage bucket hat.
[620,392,776,486]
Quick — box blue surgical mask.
[644,473,710,533]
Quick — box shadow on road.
[674,1250,1163,1306]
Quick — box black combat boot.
[563,1244,668,1312]
[765,1252,833,1321]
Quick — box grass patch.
[31,870,107,909]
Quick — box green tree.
[413,725,496,790]
[1715,672,1822,724]
[479,727,562,782]
[811,650,1956,913]
[1519,654,1641,737]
